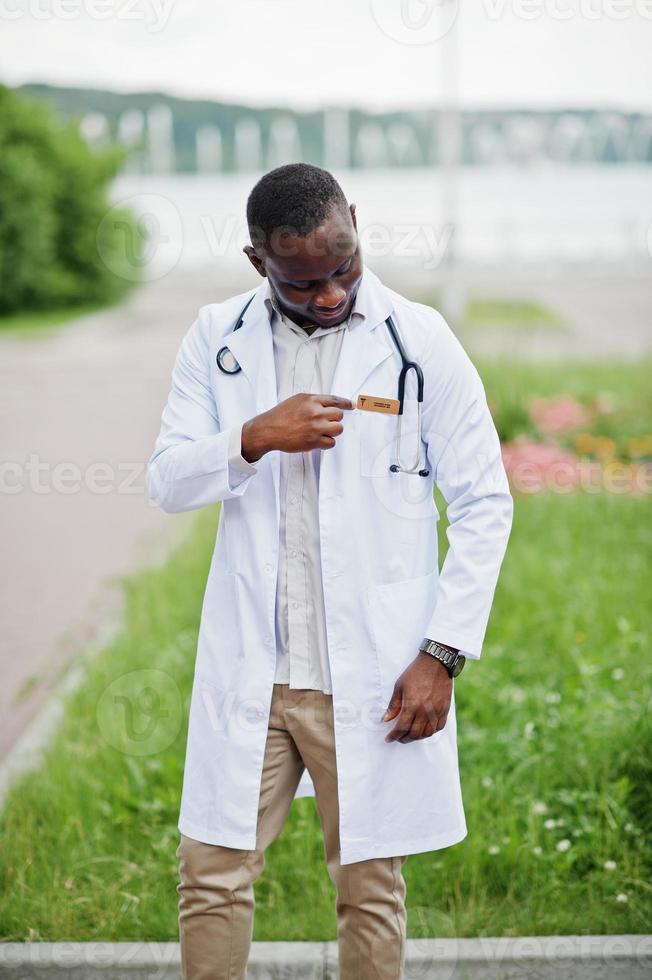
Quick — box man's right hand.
[240,393,354,463]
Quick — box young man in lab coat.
[147,163,513,979]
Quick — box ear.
[243,245,267,278]
[349,203,357,230]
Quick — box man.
[147,163,513,980]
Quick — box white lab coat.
[147,266,513,865]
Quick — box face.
[243,203,363,330]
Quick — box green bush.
[0,85,140,315]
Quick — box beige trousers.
[176,682,408,979]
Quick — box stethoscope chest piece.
[216,346,241,374]
[216,292,255,375]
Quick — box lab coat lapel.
[220,286,281,510]
[329,266,397,400]
[220,286,278,415]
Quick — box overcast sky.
[2,0,651,110]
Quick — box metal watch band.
[418,638,466,677]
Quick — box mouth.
[312,299,349,323]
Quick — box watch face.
[451,657,465,677]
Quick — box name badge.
[357,394,400,415]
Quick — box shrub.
[0,85,139,315]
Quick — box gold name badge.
[357,394,400,415]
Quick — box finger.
[399,714,429,743]
[385,704,415,743]
[320,408,344,422]
[423,702,440,730]
[319,394,354,410]
[381,690,402,722]
[321,420,344,437]
[403,715,429,743]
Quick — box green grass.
[0,303,105,335]
[464,297,566,332]
[0,492,649,941]
[0,360,650,942]
[0,281,138,338]
[479,358,652,445]
[418,293,566,333]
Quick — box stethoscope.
[216,298,430,477]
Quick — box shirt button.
[290,549,298,558]
[264,563,272,573]
[290,496,297,505]
[292,601,299,610]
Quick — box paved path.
[1,264,650,763]
[0,266,255,758]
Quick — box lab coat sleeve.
[420,312,513,660]
[147,310,259,513]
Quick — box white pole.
[438,17,465,327]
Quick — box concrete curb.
[0,936,650,978]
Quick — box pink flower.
[501,440,651,495]
[529,395,590,436]
[501,440,585,494]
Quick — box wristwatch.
[418,638,466,678]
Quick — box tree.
[0,85,141,315]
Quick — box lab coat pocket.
[358,410,397,477]
[357,410,438,523]
[368,568,440,705]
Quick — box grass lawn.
[419,293,567,334]
[0,363,650,942]
[0,281,138,338]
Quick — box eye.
[289,280,315,290]
[336,258,353,276]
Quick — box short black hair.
[246,163,350,251]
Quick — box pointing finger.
[320,394,354,410]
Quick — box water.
[108,165,652,278]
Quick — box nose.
[313,285,346,310]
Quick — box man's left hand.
[381,653,452,743]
